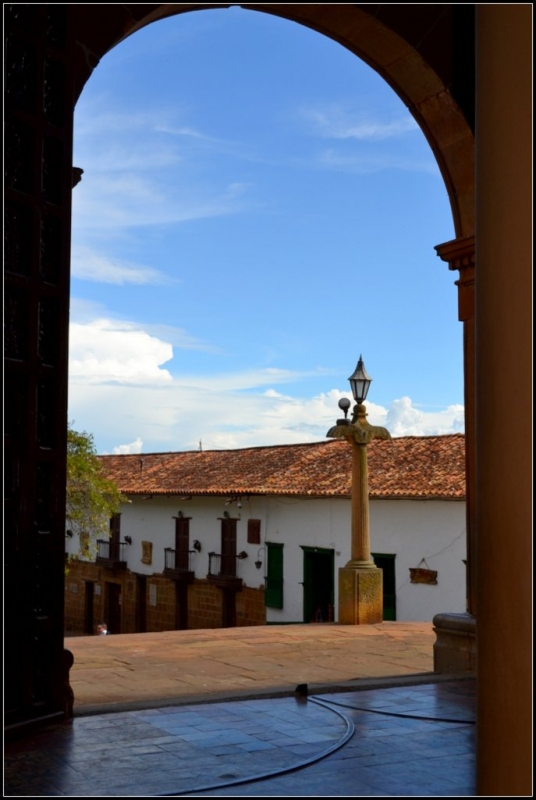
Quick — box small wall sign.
[141,540,153,565]
[409,559,438,585]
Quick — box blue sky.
[69,7,463,455]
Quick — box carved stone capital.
[327,409,391,445]
[435,235,475,322]
[350,422,391,445]
[435,235,475,272]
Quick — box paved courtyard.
[65,622,437,712]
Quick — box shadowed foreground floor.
[5,679,476,796]
[5,624,476,796]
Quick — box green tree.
[66,424,125,559]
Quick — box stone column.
[476,5,532,794]
[435,235,476,615]
[348,439,375,567]
[432,235,476,672]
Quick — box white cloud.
[154,123,258,162]
[71,245,173,285]
[155,124,206,138]
[173,367,327,394]
[68,318,463,450]
[137,323,223,354]
[301,106,419,141]
[72,172,249,231]
[316,149,438,175]
[386,396,465,436]
[112,438,144,455]
[75,141,181,173]
[69,319,173,384]
[75,109,161,137]
[294,105,438,175]
[74,107,256,230]
[69,297,111,323]
[68,368,464,455]
[70,297,222,356]
[68,317,324,390]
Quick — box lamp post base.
[338,566,383,624]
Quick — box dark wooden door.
[136,575,147,633]
[175,582,189,630]
[221,519,237,577]
[4,4,75,730]
[265,543,284,609]
[105,583,122,634]
[175,518,190,570]
[302,547,334,623]
[221,589,237,628]
[84,582,95,635]
[221,519,237,627]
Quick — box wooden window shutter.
[247,519,261,544]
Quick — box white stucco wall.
[65,493,466,623]
[369,498,466,621]
[252,495,466,623]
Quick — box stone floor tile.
[4,679,476,798]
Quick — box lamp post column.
[347,410,376,568]
[327,366,390,625]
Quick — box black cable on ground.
[157,697,355,797]
[312,695,475,725]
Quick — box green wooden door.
[265,543,284,608]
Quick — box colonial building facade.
[64,435,466,634]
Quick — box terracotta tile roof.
[98,434,465,500]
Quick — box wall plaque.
[141,540,153,565]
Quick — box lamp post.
[327,356,391,624]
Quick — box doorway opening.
[372,553,397,621]
[301,546,334,623]
[84,581,95,635]
[104,582,122,634]
[135,575,147,633]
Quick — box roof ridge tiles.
[98,435,465,501]
[97,432,464,458]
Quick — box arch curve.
[72,3,474,238]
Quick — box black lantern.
[348,355,372,404]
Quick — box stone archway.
[6,6,532,796]
[5,0,475,731]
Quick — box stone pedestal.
[339,567,383,624]
[433,612,477,672]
